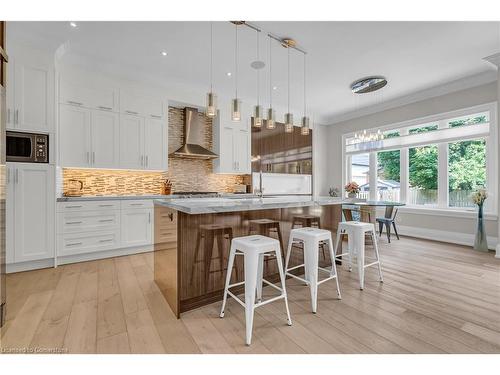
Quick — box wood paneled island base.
[153,202,342,318]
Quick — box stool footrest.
[227,281,246,289]
[317,275,338,285]
[262,279,283,293]
[254,294,286,308]
[287,264,305,272]
[318,266,332,274]
[364,261,380,268]
[286,272,308,284]
[227,291,246,308]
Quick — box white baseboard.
[7,258,55,273]
[397,225,498,251]
[6,245,154,273]
[56,245,153,266]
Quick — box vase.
[473,204,488,252]
[348,192,357,199]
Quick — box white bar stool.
[220,235,292,346]
[334,221,383,290]
[285,227,341,313]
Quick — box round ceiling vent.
[351,76,387,94]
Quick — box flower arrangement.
[471,189,487,206]
[344,181,360,194]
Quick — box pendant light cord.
[256,31,260,106]
[269,35,272,108]
[235,24,238,98]
[303,53,306,116]
[210,22,213,92]
[287,46,290,114]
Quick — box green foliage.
[377,118,486,191]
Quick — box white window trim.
[342,102,498,216]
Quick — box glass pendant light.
[284,44,293,133]
[301,52,310,135]
[266,35,275,129]
[206,22,217,118]
[252,31,263,128]
[231,23,241,122]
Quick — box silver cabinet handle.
[98,106,112,111]
[66,205,83,208]
[99,239,113,243]
[6,167,10,184]
[67,100,83,106]
[66,242,83,247]
[145,155,149,167]
[130,203,144,206]
[98,204,113,207]
[7,108,11,124]
[98,219,114,223]
[92,151,96,164]
[140,155,144,166]
[15,109,19,125]
[150,114,161,119]
[125,110,138,115]
[148,212,151,223]
[86,152,90,165]
[66,221,83,225]
[15,168,19,184]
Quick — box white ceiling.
[8,21,500,124]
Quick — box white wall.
[319,81,499,248]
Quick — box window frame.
[342,102,498,215]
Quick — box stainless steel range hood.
[171,107,218,160]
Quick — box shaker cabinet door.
[13,164,55,262]
[119,114,145,170]
[14,59,54,132]
[91,109,120,168]
[120,209,153,248]
[59,104,92,167]
[144,117,167,170]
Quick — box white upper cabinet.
[60,80,119,112]
[144,117,168,170]
[213,112,250,174]
[120,91,164,119]
[59,104,92,167]
[59,105,120,168]
[119,113,144,170]
[91,110,120,168]
[6,55,54,133]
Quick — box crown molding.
[324,70,498,125]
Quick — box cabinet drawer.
[121,200,154,209]
[57,200,120,212]
[57,211,120,234]
[57,230,120,256]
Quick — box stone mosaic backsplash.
[62,107,249,196]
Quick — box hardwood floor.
[1,236,500,354]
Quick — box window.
[409,145,438,206]
[343,103,496,213]
[376,130,401,202]
[448,139,486,208]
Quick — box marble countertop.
[153,196,353,214]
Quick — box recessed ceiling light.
[161,51,167,56]
[273,86,278,90]
[226,72,232,77]
[70,22,77,28]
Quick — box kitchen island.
[153,196,349,317]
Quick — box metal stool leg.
[275,245,292,326]
[372,231,384,283]
[220,243,237,318]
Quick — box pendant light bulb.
[231,23,241,122]
[253,105,263,127]
[266,108,275,129]
[206,22,217,118]
[301,52,310,135]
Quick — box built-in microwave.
[6,131,49,163]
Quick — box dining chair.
[376,207,400,243]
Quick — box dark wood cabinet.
[251,122,312,174]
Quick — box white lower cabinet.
[120,208,152,248]
[6,163,55,264]
[56,199,153,261]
